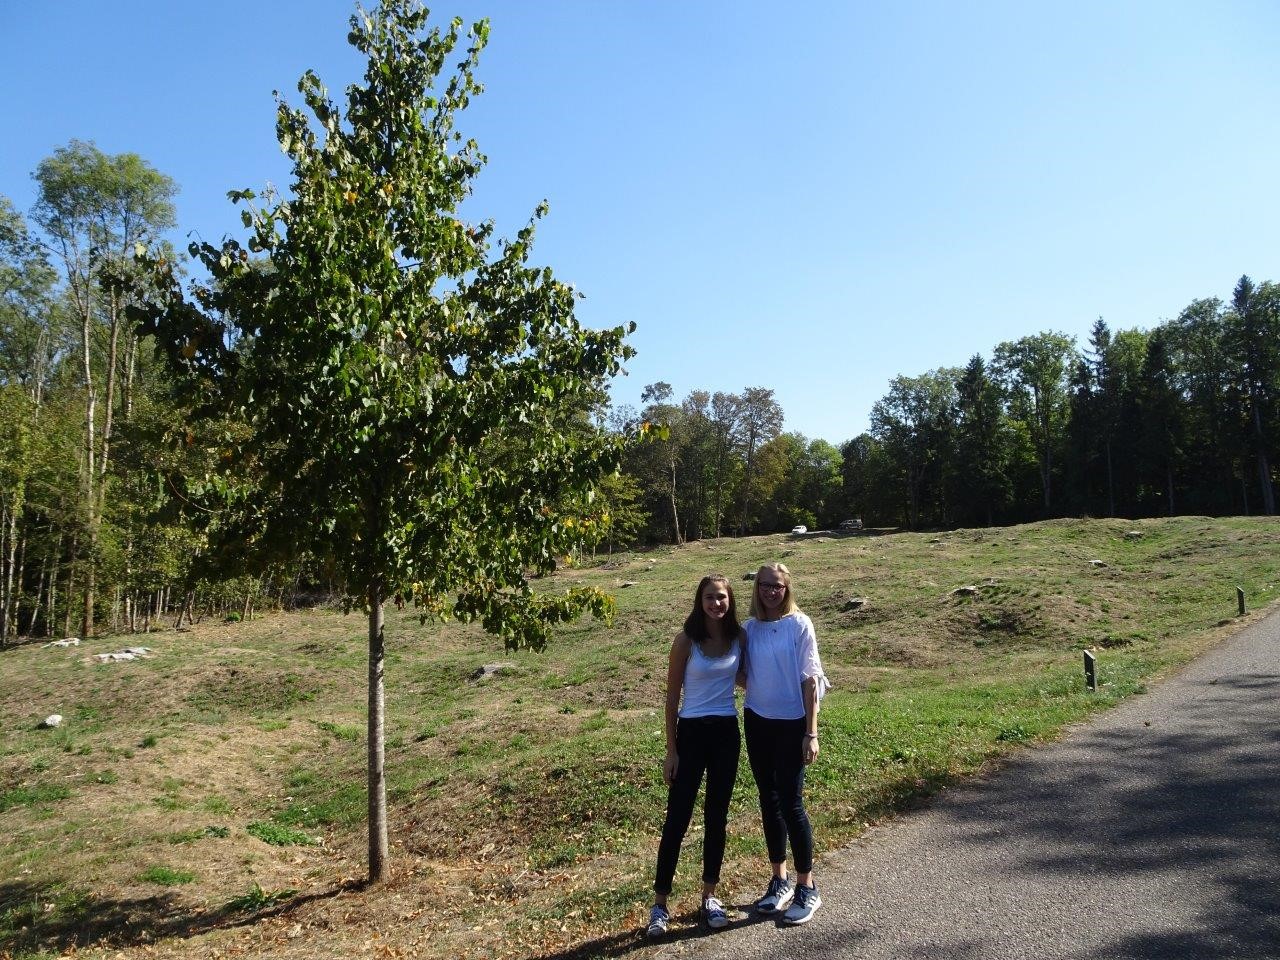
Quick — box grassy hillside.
[3,516,1279,960]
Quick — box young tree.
[131,1,634,882]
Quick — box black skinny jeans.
[743,707,814,873]
[653,714,741,895]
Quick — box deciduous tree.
[131,1,634,882]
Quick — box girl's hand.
[663,752,679,785]
[802,736,819,765]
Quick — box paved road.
[659,610,1280,960]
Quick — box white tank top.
[679,636,741,718]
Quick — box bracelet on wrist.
[804,733,819,740]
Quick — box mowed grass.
[1,516,1278,960]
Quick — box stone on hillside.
[619,580,638,588]
[1089,559,1108,568]
[44,638,80,648]
[92,647,153,663]
[40,714,63,729]
[743,572,756,581]
[1124,531,1143,540]
[841,598,867,612]
[470,662,517,681]
[950,585,979,597]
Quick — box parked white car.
[790,525,808,534]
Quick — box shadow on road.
[937,669,1280,958]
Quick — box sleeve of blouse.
[796,613,832,700]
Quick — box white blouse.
[743,611,830,720]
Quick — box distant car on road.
[790,525,808,534]
[839,518,863,531]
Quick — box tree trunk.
[0,501,12,644]
[1166,464,1175,517]
[26,545,49,637]
[61,537,76,639]
[1252,400,1275,516]
[668,456,683,545]
[1105,438,1115,518]
[82,562,96,640]
[81,290,98,640]
[47,533,61,638]
[101,287,122,486]
[367,577,390,882]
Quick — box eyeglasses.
[758,582,787,592]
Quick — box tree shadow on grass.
[0,878,361,956]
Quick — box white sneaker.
[781,883,821,925]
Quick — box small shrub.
[315,721,361,741]
[139,735,158,748]
[226,882,298,912]
[247,821,316,846]
[138,866,195,886]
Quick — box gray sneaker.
[781,883,822,925]
[647,904,670,938]
[702,896,729,929]
[755,875,795,914]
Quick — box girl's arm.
[663,633,692,785]
[802,675,820,764]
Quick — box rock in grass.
[40,714,63,729]
[743,572,756,581]
[841,598,867,612]
[44,638,80,648]
[470,662,516,681]
[950,585,979,597]
[1124,531,1143,540]
[1089,559,1108,568]
[92,647,153,663]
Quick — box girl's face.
[756,568,788,616]
[701,581,731,622]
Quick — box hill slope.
[2,516,1279,959]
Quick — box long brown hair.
[683,574,741,644]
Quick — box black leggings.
[744,708,813,873]
[653,715,741,895]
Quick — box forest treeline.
[2,141,1277,641]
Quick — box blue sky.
[3,1,1279,444]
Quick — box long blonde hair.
[749,562,797,620]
